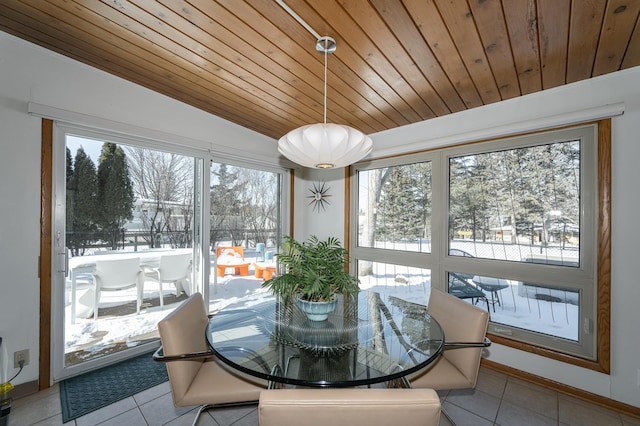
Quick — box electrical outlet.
[14,349,29,368]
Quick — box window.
[353,157,437,312]
[357,162,432,253]
[351,122,610,369]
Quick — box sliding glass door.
[52,125,206,380]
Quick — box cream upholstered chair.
[153,293,266,426]
[90,257,143,320]
[409,289,490,425]
[258,388,441,426]
[410,289,490,390]
[145,253,192,308]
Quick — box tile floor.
[8,366,640,426]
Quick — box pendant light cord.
[323,45,327,125]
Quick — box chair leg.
[509,284,517,312]
[191,404,214,426]
[182,279,191,296]
[189,401,258,426]
[269,363,284,389]
[136,280,142,315]
[93,285,100,320]
[173,280,182,297]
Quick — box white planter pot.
[296,296,338,321]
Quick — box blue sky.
[66,135,103,165]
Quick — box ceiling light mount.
[316,36,336,55]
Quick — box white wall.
[292,167,346,243]
[0,31,278,387]
[2,28,640,409]
[0,48,42,388]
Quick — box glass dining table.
[206,290,444,388]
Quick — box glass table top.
[206,290,444,387]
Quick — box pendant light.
[278,36,373,169]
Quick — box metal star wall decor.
[308,181,331,212]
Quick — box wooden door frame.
[39,118,53,390]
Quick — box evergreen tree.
[97,142,135,249]
[415,162,432,242]
[67,147,99,255]
[66,147,74,181]
[377,164,427,243]
[65,147,76,253]
[448,142,580,248]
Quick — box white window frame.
[350,123,601,361]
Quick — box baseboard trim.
[481,359,640,419]
[7,380,39,400]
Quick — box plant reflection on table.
[295,319,353,383]
[272,292,359,383]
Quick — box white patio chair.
[146,253,192,308]
[90,257,143,320]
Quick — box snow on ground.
[65,240,581,357]
[66,264,578,358]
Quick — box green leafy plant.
[262,235,360,304]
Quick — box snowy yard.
[64,257,579,364]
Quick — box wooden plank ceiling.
[1,0,639,141]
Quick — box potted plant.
[262,235,360,321]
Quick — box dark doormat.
[59,351,168,422]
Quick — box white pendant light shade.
[277,36,372,169]
[278,123,373,169]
